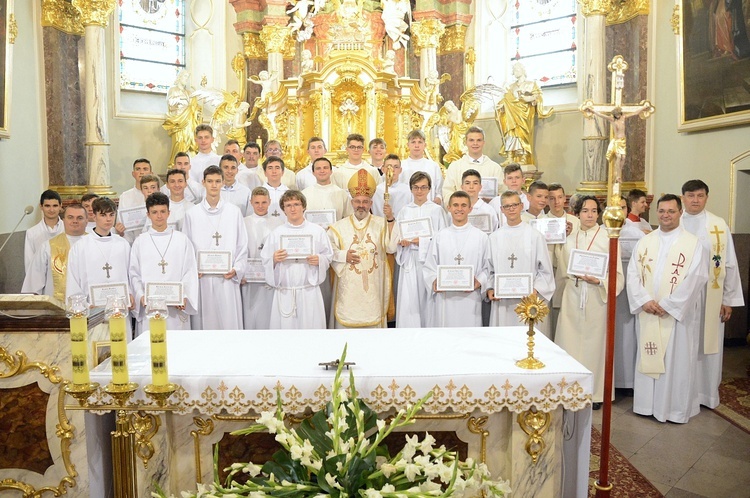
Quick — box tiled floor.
[592,345,750,498]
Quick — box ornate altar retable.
[86,328,593,498]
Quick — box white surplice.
[264,182,289,223]
[236,167,263,190]
[190,152,221,183]
[221,181,251,217]
[261,221,333,329]
[22,234,86,297]
[332,161,382,190]
[487,222,555,331]
[242,212,283,330]
[555,224,624,403]
[117,187,146,245]
[442,155,504,201]
[129,227,199,335]
[400,157,444,202]
[295,164,316,191]
[66,232,131,302]
[627,227,708,423]
[183,199,248,330]
[160,179,204,205]
[24,218,63,273]
[301,183,353,221]
[470,198,499,233]
[682,210,744,408]
[423,223,489,328]
[392,201,448,328]
[372,182,411,219]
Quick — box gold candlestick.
[515,294,549,370]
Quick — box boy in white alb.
[461,169,499,233]
[295,137,328,191]
[372,154,411,219]
[220,154,252,217]
[237,142,263,190]
[442,126,503,201]
[400,130,443,205]
[332,133,382,189]
[190,124,221,183]
[161,152,204,204]
[115,158,152,244]
[24,189,63,273]
[262,156,290,222]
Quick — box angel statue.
[381,0,411,49]
[287,0,327,41]
[162,70,202,165]
[496,62,553,165]
[423,70,451,107]
[193,89,252,149]
[424,96,479,164]
[249,70,279,101]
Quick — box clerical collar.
[451,222,471,230]
[658,225,683,241]
[93,228,112,237]
[682,210,705,219]
[149,226,172,235]
[202,198,223,212]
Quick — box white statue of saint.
[381,0,411,49]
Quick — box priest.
[261,190,334,329]
[183,165,248,330]
[628,194,708,423]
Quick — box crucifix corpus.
[580,55,655,206]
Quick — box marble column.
[260,24,292,94]
[578,1,610,194]
[73,0,117,195]
[411,19,445,88]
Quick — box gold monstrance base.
[514,294,549,370]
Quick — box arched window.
[118,0,186,93]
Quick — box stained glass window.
[510,0,577,87]
[119,0,186,93]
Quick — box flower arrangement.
[156,346,510,498]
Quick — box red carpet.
[714,377,750,435]
[589,427,663,497]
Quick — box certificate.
[494,273,533,298]
[436,265,475,292]
[198,250,233,274]
[530,217,567,244]
[468,214,492,234]
[399,217,433,239]
[89,282,128,307]
[480,177,498,198]
[245,258,266,283]
[567,249,609,280]
[118,206,147,231]
[305,209,336,229]
[280,234,314,259]
[145,281,184,306]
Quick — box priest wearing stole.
[423,191,490,328]
[328,169,396,328]
[183,165,248,330]
[555,196,624,409]
[261,190,334,329]
[680,180,743,410]
[486,191,555,332]
[130,193,199,335]
[628,194,708,423]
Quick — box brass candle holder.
[104,381,139,406]
[64,381,100,406]
[515,294,549,370]
[143,383,178,407]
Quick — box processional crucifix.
[580,55,654,206]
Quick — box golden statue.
[425,93,479,164]
[193,88,252,150]
[496,62,553,165]
[162,70,202,165]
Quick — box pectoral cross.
[271,210,280,217]
[212,231,222,246]
[508,253,517,269]
[454,254,464,264]
[158,259,168,274]
[102,262,112,278]
[710,225,724,252]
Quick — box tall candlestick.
[149,315,168,386]
[109,313,129,385]
[70,316,90,385]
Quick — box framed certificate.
[399,217,433,239]
[280,234,314,259]
[480,177,498,198]
[468,214,492,234]
[494,273,533,298]
[245,258,266,283]
[198,250,233,274]
[530,218,567,244]
[436,265,475,292]
[567,249,609,280]
[118,206,147,231]
[89,282,129,307]
[145,281,184,306]
[305,209,336,229]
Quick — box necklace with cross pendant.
[102,262,112,278]
[508,253,517,269]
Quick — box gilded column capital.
[72,0,117,28]
[243,32,266,60]
[577,0,612,17]
[437,24,467,55]
[411,19,445,51]
[605,0,648,25]
[41,0,85,36]
[260,24,293,54]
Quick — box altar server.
[627,188,652,233]
[391,171,448,327]
[161,152,204,204]
[486,191,555,332]
[442,126,503,201]
[220,154,252,216]
[261,141,298,190]
[115,158,152,244]
[681,179,744,409]
[295,137,329,191]
[461,169,499,232]
[262,156,290,222]
[183,165,248,330]
[130,193,199,335]
[236,143,263,190]
[400,130,444,205]
[372,154,411,219]
[24,189,63,273]
[332,133,382,190]
[423,191,489,328]
[546,183,580,335]
[190,124,221,183]
[261,190,333,329]
[628,194,708,423]
[555,196,624,409]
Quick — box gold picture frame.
[0,0,14,139]
[677,0,750,132]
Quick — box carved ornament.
[9,14,17,44]
[190,416,215,484]
[577,0,612,17]
[72,0,117,28]
[606,0,649,26]
[243,32,265,60]
[131,412,161,468]
[437,24,467,55]
[260,24,295,56]
[41,0,85,36]
[411,19,445,51]
[517,407,551,464]
[671,4,680,35]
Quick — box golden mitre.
[347,169,376,198]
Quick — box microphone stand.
[0,208,34,255]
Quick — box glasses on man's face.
[411,185,430,191]
[267,148,281,155]
[501,202,522,210]
[348,145,364,150]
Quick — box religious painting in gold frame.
[677,0,750,132]
[0,0,13,139]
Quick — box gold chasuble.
[49,232,72,302]
[702,212,729,354]
[634,230,698,378]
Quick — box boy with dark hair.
[191,124,221,182]
[24,189,64,272]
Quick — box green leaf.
[297,410,333,456]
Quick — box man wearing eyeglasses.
[258,140,298,189]
[332,133,383,190]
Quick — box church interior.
[1,0,750,497]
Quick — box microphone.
[0,205,36,256]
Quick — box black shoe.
[592,402,602,410]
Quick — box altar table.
[88,327,593,497]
